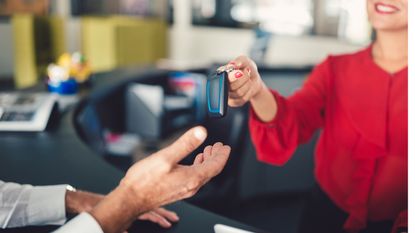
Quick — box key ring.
[216,65,235,75]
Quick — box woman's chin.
[371,21,407,32]
[369,12,407,32]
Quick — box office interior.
[0,0,405,233]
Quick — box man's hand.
[137,207,179,228]
[65,190,179,228]
[90,126,231,233]
[121,127,230,209]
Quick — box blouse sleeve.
[249,57,331,166]
[391,210,407,233]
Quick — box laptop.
[0,93,57,132]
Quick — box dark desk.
[0,70,261,233]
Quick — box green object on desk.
[12,14,65,89]
[12,14,37,89]
[81,16,168,72]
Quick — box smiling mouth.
[375,2,400,14]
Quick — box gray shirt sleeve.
[0,180,67,228]
[53,212,103,233]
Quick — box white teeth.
[376,4,398,13]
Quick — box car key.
[206,66,234,118]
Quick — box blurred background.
[0,1,373,233]
[0,0,372,87]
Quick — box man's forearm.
[89,184,150,233]
[65,189,104,214]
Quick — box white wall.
[50,0,81,53]
[168,27,253,63]
[264,35,365,66]
[66,18,81,53]
[168,26,366,67]
[0,21,14,78]
[167,0,367,68]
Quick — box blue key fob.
[206,69,230,118]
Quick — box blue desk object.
[48,79,78,95]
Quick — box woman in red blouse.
[223,0,407,233]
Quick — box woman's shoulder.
[325,45,371,67]
[310,45,372,80]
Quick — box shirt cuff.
[26,184,68,226]
[53,212,103,233]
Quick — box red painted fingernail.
[235,72,243,79]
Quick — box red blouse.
[249,46,407,232]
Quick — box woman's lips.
[375,2,400,14]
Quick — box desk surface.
[0,71,261,233]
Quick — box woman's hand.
[221,56,265,107]
[221,55,278,122]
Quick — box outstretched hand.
[90,126,231,233]
[121,126,231,209]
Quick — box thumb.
[232,55,252,69]
[156,126,207,164]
